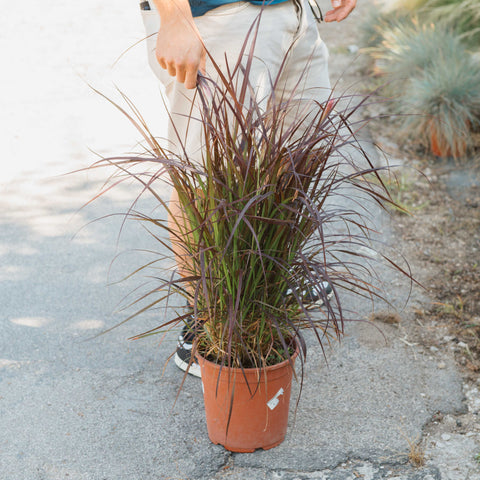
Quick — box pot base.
[210,437,284,453]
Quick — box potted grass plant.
[400,43,480,158]
[89,36,409,452]
[369,19,480,158]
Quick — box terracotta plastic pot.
[430,130,452,157]
[430,126,468,158]
[198,351,297,453]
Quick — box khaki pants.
[140,0,331,159]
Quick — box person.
[139,0,357,376]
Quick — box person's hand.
[155,15,206,89]
[324,0,357,22]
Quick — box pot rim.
[197,344,299,374]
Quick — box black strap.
[140,1,151,10]
[308,0,323,22]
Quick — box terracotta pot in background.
[430,124,468,158]
[199,351,297,453]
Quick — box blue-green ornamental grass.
[364,14,480,158]
[359,8,407,49]
[391,0,480,48]
[402,48,480,157]
[372,21,466,91]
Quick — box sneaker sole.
[174,352,202,378]
[311,290,334,308]
[285,281,333,308]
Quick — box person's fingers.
[324,8,349,22]
[324,9,338,22]
[324,0,355,22]
[335,7,350,21]
[167,62,176,77]
[155,29,205,88]
[155,48,167,70]
[184,65,198,90]
[176,64,187,85]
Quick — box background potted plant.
[89,35,410,452]
[365,7,480,159]
[404,54,480,158]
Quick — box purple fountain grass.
[86,23,414,380]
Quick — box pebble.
[348,44,359,54]
[430,346,439,353]
[458,342,468,349]
[441,433,451,441]
[438,362,446,369]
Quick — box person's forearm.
[151,0,194,23]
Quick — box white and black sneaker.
[174,311,201,378]
[285,281,333,308]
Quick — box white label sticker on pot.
[267,388,284,410]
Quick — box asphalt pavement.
[0,1,469,479]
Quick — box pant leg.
[273,0,331,122]
[140,0,308,160]
[285,0,330,99]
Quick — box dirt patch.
[371,119,480,382]
[323,2,480,463]
[323,2,480,385]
